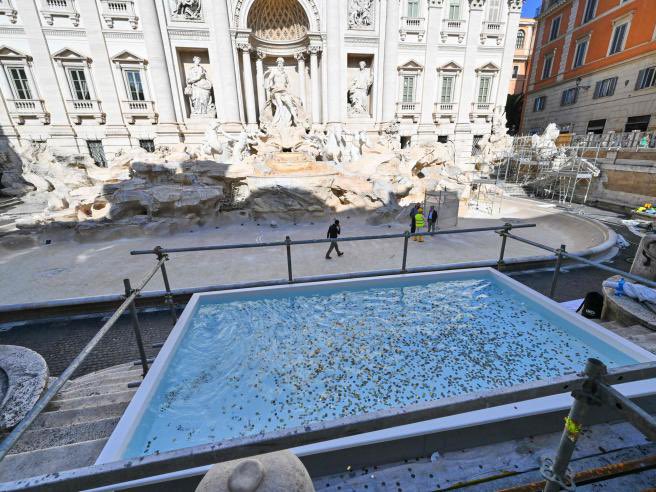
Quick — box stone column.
[295,52,307,109]
[381,0,401,123]
[239,44,258,128]
[76,0,130,154]
[325,0,342,124]
[140,0,180,143]
[454,0,486,163]
[309,46,322,125]
[255,50,267,116]
[15,0,77,150]
[419,0,446,137]
[495,0,522,108]
[206,0,241,127]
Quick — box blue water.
[123,273,637,458]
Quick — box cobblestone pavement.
[0,220,640,377]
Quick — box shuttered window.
[448,0,460,20]
[8,67,32,100]
[478,76,491,103]
[635,67,656,90]
[407,0,420,18]
[561,88,578,106]
[573,40,587,68]
[593,77,618,98]
[68,68,91,101]
[402,76,416,102]
[440,76,454,103]
[533,96,546,112]
[609,22,628,55]
[549,16,561,41]
[542,54,554,80]
[583,0,597,23]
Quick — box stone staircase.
[0,362,141,483]
[599,320,656,354]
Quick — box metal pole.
[542,358,607,492]
[123,279,149,377]
[549,244,566,299]
[285,236,293,283]
[154,246,177,323]
[401,231,410,273]
[497,223,511,270]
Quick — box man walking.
[326,219,344,259]
[427,205,438,233]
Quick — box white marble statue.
[324,125,348,163]
[531,123,561,159]
[348,0,374,29]
[172,0,202,20]
[348,61,373,116]
[347,130,371,161]
[263,58,307,130]
[185,56,215,117]
[202,122,258,163]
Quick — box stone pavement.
[0,198,610,305]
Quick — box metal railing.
[2,222,656,491]
[569,130,656,151]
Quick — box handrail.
[4,361,656,491]
[0,257,167,463]
[130,223,537,255]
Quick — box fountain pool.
[99,269,655,463]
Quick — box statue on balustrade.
[172,0,202,20]
[185,56,215,117]
[262,57,308,131]
[348,61,373,116]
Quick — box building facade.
[0,0,521,165]
[522,0,656,135]
[509,17,535,95]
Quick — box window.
[125,69,145,101]
[542,54,554,80]
[609,21,628,55]
[583,0,597,23]
[486,0,501,22]
[438,135,448,143]
[87,140,107,167]
[593,77,618,98]
[139,139,155,153]
[586,119,606,134]
[635,67,656,90]
[549,16,561,41]
[448,0,460,20]
[561,87,578,106]
[624,115,650,132]
[407,0,419,18]
[402,76,416,102]
[516,30,526,49]
[512,65,519,79]
[533,96,546,112]
[7,67,32,100]
[440,76,454,103]
[472,135,483,156]
[478,76,491,103]
[67,68,90,100]
[573,39,588,68]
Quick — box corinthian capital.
[237,42,252,53]
[508,0,523,13]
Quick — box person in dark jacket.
[325,220,344,259]
[427,206,438,233]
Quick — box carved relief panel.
[171,0,202,21]
[348,0,375,30]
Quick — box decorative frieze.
[167,28,209,40]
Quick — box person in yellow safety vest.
[413,207,425,242]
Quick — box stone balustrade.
[41,0,79,26]
[65,99,106,124]
[7,98,50,125]
[433,102,458,123]
[400,16,425,41]
[440,18,466,43]
[396,101,421,122]
[121,99,157,124]
[100,0,138,29]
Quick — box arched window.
[516,30,526,49]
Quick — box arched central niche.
[247,0,310,42]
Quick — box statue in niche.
[348,61,373,116]
[172,0,202,20]
[185,56,215,117]
[348,0,374,29]
[262,57,308,130]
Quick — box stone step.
[0,438,107,483]
[55,381,139,400]
[72,363,136,383]
[34,401,129,430]
[46,389,136,412]
[10,417,119,455]
[65,370,145,392]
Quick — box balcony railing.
[433,102,458,123]
[481,21,505,45]
[396,101,421,122]
[0,0,17,23]
[100,0,138,29]
[66,99,106,124]
[400,17,425,41]
[440,18,466,43]
[121,99,157,124]
[7,98,50,125]
[470,101,494,122]
[41,0,79,26]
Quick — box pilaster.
[495,0,523,108]
[381,0,401,124]
[418,0,446,136]
[309,45,322,126]
[325,0,342,124]
[238,43,257,128]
